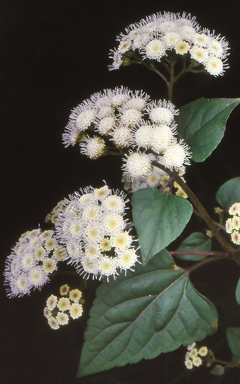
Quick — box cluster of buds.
[225,202,240,245]
[44,284,84,330]
[4,229,65,298]
[54,184,139,280]
[109,11,229,77]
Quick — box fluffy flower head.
[4,229,60,298]
[54,184,138,280]
[122,152,152,179]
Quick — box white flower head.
[99,256,118,280]
[193,33,209,47]
[205,56,225,76]
[110,86,131,107]
[108,49,123,71]
[206,34,230,59]
[123,90,150,111]
[190,46,209,64]
[132,123,153,149]
[57,312,69,326]
[175,41,190,55]
[95,116,116,135]
[229,203,240,216]
[117,249,138,272]
[70,303,83,319]
[163,140,191,169]
[143,39,166,61]
[122,151,152,179]
[120,107,142,127]
[163,32,181,48]
[147,99,179,125]
[150,124,176,154]
[48,317,60,330]
[118,39,132,53]
[80,135,106,159]
[72,101,96,132]
[110,126,132,148]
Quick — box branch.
[152,161,235,254]
[170,250,228,256]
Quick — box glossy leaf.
[176,98,240,162]
[176,232,211,261]
[78,250,218,377]
[131,188,193,264]
[216,177,240,211]
[226,327,240,359]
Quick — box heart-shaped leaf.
[216,177,240,211]
[78,250,218,377]
[131,188,193,264]
[176,98,240,162]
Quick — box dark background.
[1,0,240,383]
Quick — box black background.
[1,0,240,383]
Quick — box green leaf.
[210,364,225,376]
[78,250,218,377]
[226,327,240,359]
[176,232,211,261]
[176,98,240,162]
[216,177,240,211]
[131,188,193,264]
[236,279,240,305]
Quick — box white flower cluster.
[4,229,65,298]
[225,202,240,245]
[62,86,150,150]
[63,87,191,184]
[109,11,229,76]
[185,343,208,369]
[54,184,139,280]
[44,284,83,330]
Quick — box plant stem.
[142,59,169,87]
[186,254,227,275]
[192,207,226,231]
[170,250,228,257]
[152,161,235,254]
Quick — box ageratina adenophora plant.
[4,11,240,380]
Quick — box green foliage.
[236,278,240,305]
[131,188,193,264]
[226,327,240,359]
[176,98,240,162]
[210,364,225,375]
[216,177,240,211]
[78,250,218,377]
[176,232,211,261]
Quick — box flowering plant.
[4,10,240,381]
